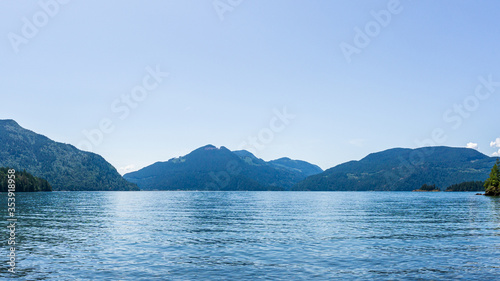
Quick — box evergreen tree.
[484,159,500,196]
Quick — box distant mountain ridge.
[269,157,323,177]
[0,119,138,191]
[293,146,496,191]
[124,145,323,191]
[232,150,323,177]
[2,119,495,192]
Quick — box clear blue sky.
[1,0,499,174]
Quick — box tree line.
[484,159,500,196]
[0,168,52,192]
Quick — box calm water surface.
[1,192,499,280]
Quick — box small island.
[413,184,440,192]
[0,168,52,192]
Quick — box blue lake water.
[1,191,500,280]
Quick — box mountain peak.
[275,157,292,161]
[0,119,20,127]
[201,144,218,150]
[233,150,258,159]
[269,157,323,177]
[125,145,322,191]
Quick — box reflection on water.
[1,192,499,280]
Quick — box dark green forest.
[484,159,500,196]
[415,184,439,191]
[445,181,484,192]
[0,167,52,192]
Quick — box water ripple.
[0,191,499,280]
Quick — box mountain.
[124,145,323,191]
[293,147,497,191]
[268,157,323,177]
[232,150,323,177]
[0,120,138,191]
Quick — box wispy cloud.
[466,142,478,149]
[349,138,366,147]
[490,138,500,148]
[490,138,500,156]
[118,164,137,175]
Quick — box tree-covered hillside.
[125,145,321,191]
[293,147,496,191]
[0,168,52,192]
[0,120,138,191]
[267,157,323,177]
